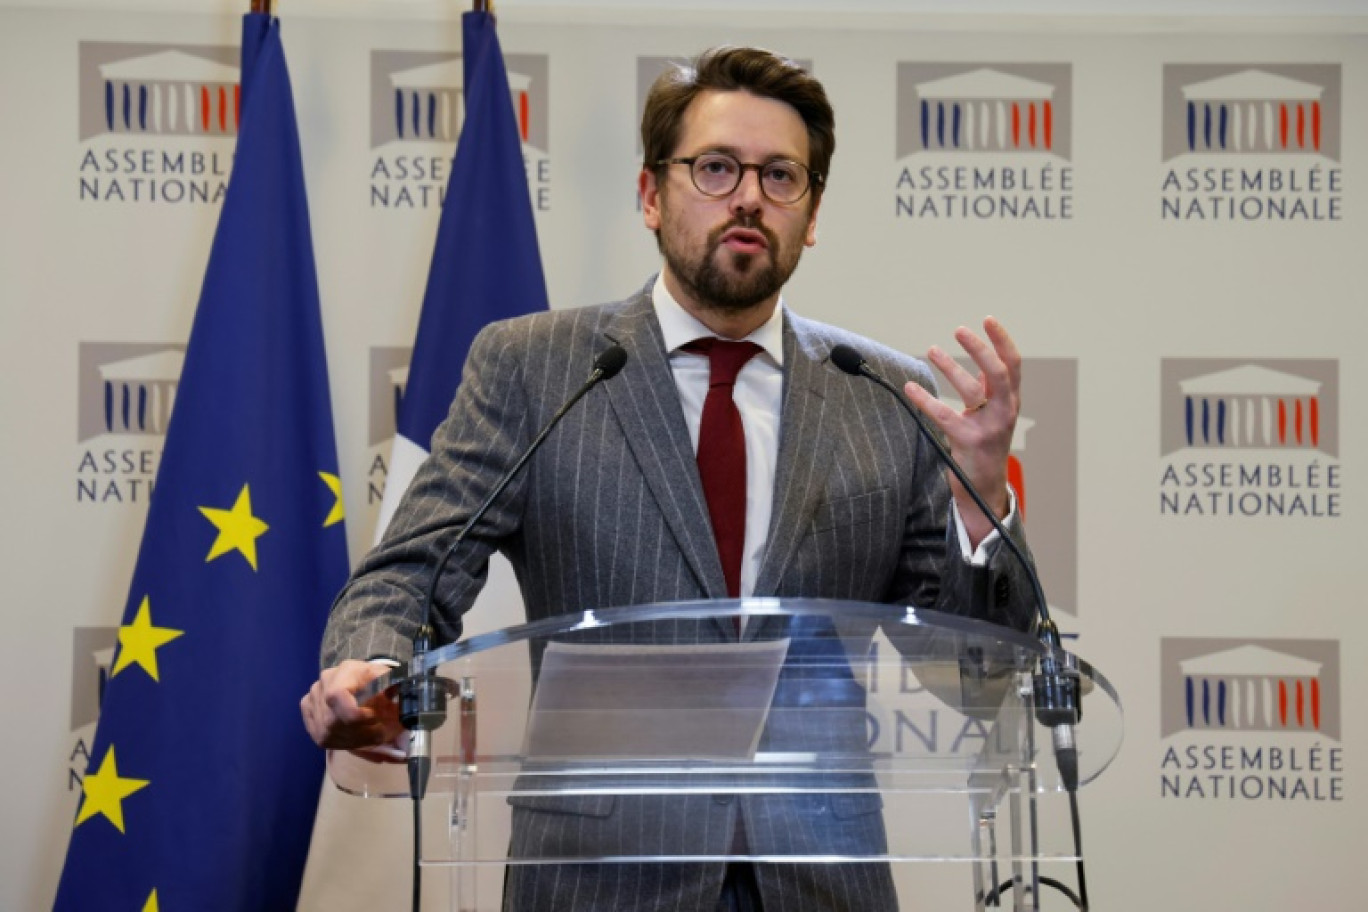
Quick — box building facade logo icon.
[1162,65,1340,162]
[360,346,413,509]
[896,64,1073,160]
[370,50,549,152]
[66,626,119,792]
[80,42,241,140]
[1180,365,1322,451]
[1160,359,1337,458]
[70,627,118,733]
[75,343,184,503]
[1161,638,1340,740]
[78,343,186,443]
[367,346,412,448]
[388,58,533,144]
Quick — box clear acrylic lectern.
[330,598,1122,911]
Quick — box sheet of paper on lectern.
[524,639,791,761]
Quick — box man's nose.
[729,166,765,215]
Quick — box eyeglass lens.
[690,153,809,203]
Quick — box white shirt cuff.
[952,486,1019,566]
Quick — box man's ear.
[804,192,822,248]
[640,168,661,231]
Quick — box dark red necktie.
[683,338,762,601]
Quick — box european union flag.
[375,9,549,534]
[54,14,348,911]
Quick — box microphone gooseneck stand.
[829,344,1088,911]
[394,345,629,912]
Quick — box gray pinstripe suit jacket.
[322,283,1035,911]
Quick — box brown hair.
[641,46,835,193]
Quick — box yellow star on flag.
[142,890,159,912]
[74,746,149,834]
[111,597,184,682]
[199,484,269,571]
[319,471,344,527]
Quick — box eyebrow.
[690,145,807,164]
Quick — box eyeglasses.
[655,152,823,204]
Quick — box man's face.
[640,90,821,319]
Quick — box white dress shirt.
[653,275,784,599]
[651,274,1010,602]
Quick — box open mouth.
[720,226,769,254]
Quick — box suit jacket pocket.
[506,793,617,818]
[811,488,889,532]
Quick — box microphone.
[398,344,629,800]
[828,343,1081,791]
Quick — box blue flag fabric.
[54,15,348,911]
[395,10,549,449]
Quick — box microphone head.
[594,345,629,380]
[829,344,866,377]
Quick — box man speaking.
[302,46,1035,911]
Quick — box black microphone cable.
[829,343,1087,910]
[397,344,628,912]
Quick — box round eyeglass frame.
[654,152,824,204]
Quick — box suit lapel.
[753,313,839,598]
[601,294,728,598]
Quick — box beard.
[660,213,804,315]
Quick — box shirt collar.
[651,273,785,367]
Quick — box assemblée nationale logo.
[1160,64,1342,221]
[362,346,412,511]
[75,342,185,505]
[1159,638,1343,801]
[66,627,118,793]
[369,50,550,210]
[1158,359,1340,517]
[77,41,239,205]
[894,63,1074,221]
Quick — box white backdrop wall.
[2,2,1364,910]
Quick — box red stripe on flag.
[519,92,529,143]
[201,85,210,131]
[1028,103,1037,147]
[1280,104,1288,149]
[1278,679,1287,726]
[1278,399,1287,444]
[1297,104,1305,149]
[1313,102,1322,151]
[1295,680,1305,727]
[1044,101,1053,150]
[1312,678,1321,729]
[1311,397,1320,447]
[1012,103,1020,148]
[218,86,227,132]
